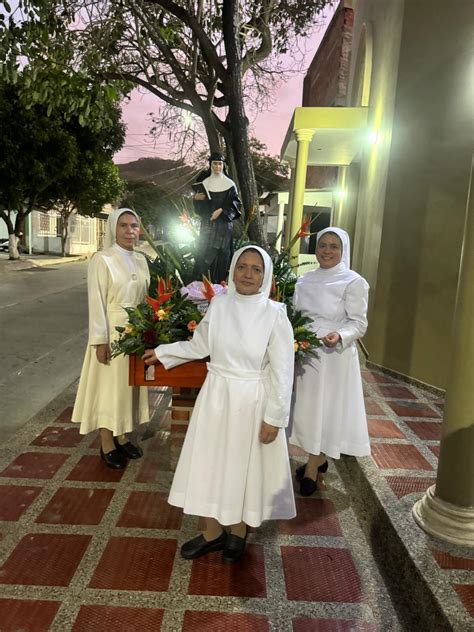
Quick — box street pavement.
[0,260,89,440]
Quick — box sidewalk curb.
[0,254,90,273]
[336,457,463,631]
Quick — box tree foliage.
[120,180,180,230]
[249,138,289,196]
[0,0,331,247]
[0,75,125,258]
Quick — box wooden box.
[129,354,208,388]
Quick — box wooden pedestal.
[128,355,208,388]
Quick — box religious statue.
[192,152,242,283]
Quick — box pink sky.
[115,6,336,164]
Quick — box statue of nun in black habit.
[192,152,242,283]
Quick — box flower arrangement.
[111,276,204,359]
[111,215,321,360]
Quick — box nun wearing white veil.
[143,245,296,563]
[192,152,241,283]
[72,208,150,469]
[289,227,370,496]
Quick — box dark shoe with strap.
[181,531,227,560]
[295,460,328,481]
[300,476,317,496]
[222,531,248,564]
[113,437,143,459]
[100,447,127,470]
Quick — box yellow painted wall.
[344,0,473,388]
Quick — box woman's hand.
[210,208,223,221]
[321,332,341,348]
[96,344,111,365]
[259,421,279,444]
[142,349,160,366]
[194,192,206,201]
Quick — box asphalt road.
[1,261,89,440]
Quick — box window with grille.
[38,211,60,236]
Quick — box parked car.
[0,238,9,252]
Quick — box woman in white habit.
[290,227,370,495]
[72,208,150,469]
[143,245,296,563]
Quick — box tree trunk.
[199,106,222,154]
[222,0,267,248]
[0,209,20,259]
[8,233,20,259]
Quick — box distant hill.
[117,157,200,196]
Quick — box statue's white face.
[211,160,223,175]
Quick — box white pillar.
[275,201,285,252]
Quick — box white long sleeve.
[263,306,295,428]
[338,277,369,349]
[87,255,110,345]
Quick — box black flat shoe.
[113,437,143,459]
[300,477,317,497]
[181,531,227,560]
[100,447,127,470]
[295,460,328,481]
[222,531,248,564]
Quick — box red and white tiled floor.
[0,369,472,630]
[361,367,474,627]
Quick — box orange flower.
[202,275,216,301]
[187,320,198,332]
[270,275,277,299]
[299,340,310,349]
[179,212,191,226]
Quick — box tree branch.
[143,0,227,82]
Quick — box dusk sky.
[114,5,336,165]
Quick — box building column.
[289,129,314,267]
[412,163,474,546]
[284,161,295,249]
[275,199,285,252]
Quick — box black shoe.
[300,477,317,497]
[181,531,227,560]
[222,531,248,564]
[100,447,127,470]
[113,437,143,459]
[295,460,328,481]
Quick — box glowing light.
[182,112,194,129]
[334,189,346,200]
[368,131,379,145]
[172,223,194,244]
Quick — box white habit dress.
[72,244,150,435]
[157,287,296,527]
[289,261,370,459]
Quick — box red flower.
[202,275,216,302]
[146,276,174,313]
[297,217,312,238]
[143,329,158,345]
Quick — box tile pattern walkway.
[0,385,400,631]
[0,368,472,630]
[361,368,474,625]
